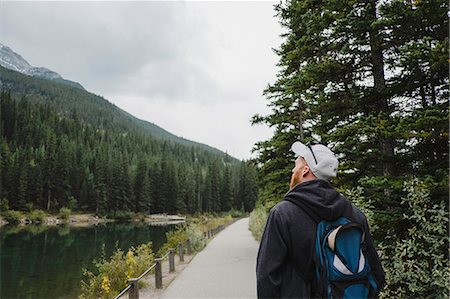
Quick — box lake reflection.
[0,222,174,298]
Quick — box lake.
[0,222,175,298]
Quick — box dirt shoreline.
[0,213,186,228]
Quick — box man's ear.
[302,165,310,177]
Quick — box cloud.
[1,1,281,159]
[111,93,273,160]
[2,2,185,92]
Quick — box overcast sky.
[1,1,283,160]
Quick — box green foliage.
[157,215,234,256]
[202,214,233,231]
[249,205,268,242]
[0,198,9,211]
[227,208,247,218]
[25,203,34,212]
[378,178,449,298]
[157,225,189,257]
[251,0,449,297]
[2,210,22,225]
[236,161,259,212]
[27,209,47,224]
[105,211,134,221]
[253,0,448,204]
[80,242,154,299]
[59,207,71,221]
[344,187,377,231]
[67,196,78,210]
[185,223,207,252]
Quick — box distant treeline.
[0,92,258,214]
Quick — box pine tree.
[160,158,179,214]
[207,159,221,212]
[253,0,448,296]
[193,164,203,214]
[237,162,258,212]
[176,163,189,214]
[0,140,11,202]
[133,158,151,213]
[1,91,16,141]
[93,151,108,213]
[17,158,28,210]
[27,157,43,209]
[149,163,163,214]
[43,131,57,211]
[254,0,448,200]
[220,166,233,211]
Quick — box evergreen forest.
[0,69,258,215]
[252,0,448,297]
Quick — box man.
[256,141,385,298]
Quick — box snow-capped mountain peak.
[0,43,83,89]
[0,43,33,74]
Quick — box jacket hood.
[284,179,350,222]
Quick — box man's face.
[290,156,309,189]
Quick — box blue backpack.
[314,217,378,298]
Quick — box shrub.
[0,198,9,212]
[2,210,23,225]
[59,207,71,221]
[345,186,377,230]
[378,178,450,298]
[185,223,206,252]
[157,225,188,257]
[25,203,34,212]
[80,242,154,299]
[228,208,247,218]
[106,211,134,221]
[202,214,233,231]
[67,196,78,210]
[133,243,155,275]
[157,215,235,257]
[249,205,268,242]
[27,209,47,224]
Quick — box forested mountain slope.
[0,65,230,156]
[0,66,257,215]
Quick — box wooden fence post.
[155,258,162,289]
[169,248,175,272]
[128,278,139,299]
[178,243,184,262]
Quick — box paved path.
[159,218,259,299]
